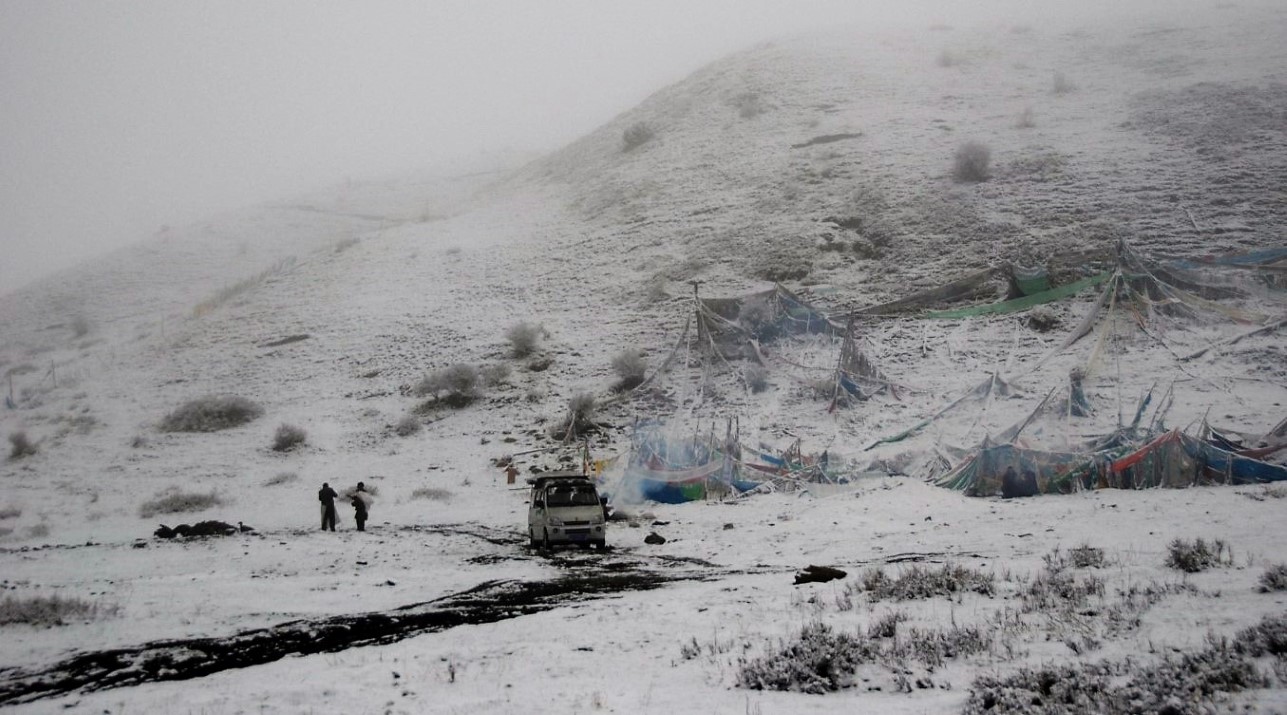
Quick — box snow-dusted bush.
[1027,306,1060,332]
[611,348,647,392]
[8,431,36,459]
[1052,70,1075,95]
[1165,537,1231,573]
[271,423,306,452]
[936,49,962,67]
[139,490,223,518]
[480,363,511,387]
[866,610,907,639]
[892,624,992,668]
[394,414,421,436]
[414,364,480,408]
[861,564,995,601]
[1234,613,1287,656]
[505,321,543,358]
[730,91,768,119]
[69,315,92,339]
[159,395,263,432]
[410,487,452,501]
[0,594,103,626]
[553,392,598,439]
[621,121,655,152]
[1023,567,1105,612]
[966,642,1265,715]
[744,364,770,393]
[736,621,879,693]
[1015,106,1036,128]
[952,141,992,182]
[1258,564,1287,592]
[1043,543,1107,571]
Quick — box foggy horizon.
[0,0,1239,295]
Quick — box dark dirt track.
[0,566,698,706]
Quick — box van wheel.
[594,540,606,550]
[529,530,538,548]
[541,529,551,550]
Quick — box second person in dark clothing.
[351,482,370,532]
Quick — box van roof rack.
[526,470,591,485]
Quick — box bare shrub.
[69,315,92,339]
[271,423,306,452]
[1234,613,1287,657]
[744,364,770,393]
[866,610,907,639]
[1165,537,1232,573]
[964,647,1265,715]
[861,564,995,601]
[139,490,223,518]
[1027,306,1061,332]
[936,49,962,67]
[159,395,263,432]
[1015,106,1036,128]
[1052,70,1075,95]
[394,414,421,437]
[480,363,511,387]
[621,121,655,152]
[553,392,598,439]
[264,472,298,487]
[611,348,648,392]
[892,624,992,668]
[952,141,992,182]
[736,621,879,693]
[644,276,669,303]
[505,322,543,358]
[414,364,480,408]
[8,431,37,460]
[1023,567,1105,612]
[1258,564,1287,592]
[410,487,452,501]
[730,91,768,119]
[0,595,104,626]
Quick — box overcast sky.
[0,0,1213,295]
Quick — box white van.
[527,472,606,549]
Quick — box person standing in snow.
[351,482,370,532]
[318,482,338,531]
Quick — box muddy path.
[0,568,709,706]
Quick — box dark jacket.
[319,486,338,506]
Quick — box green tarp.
[922,272,1112,320]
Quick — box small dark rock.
[644,532,666,545]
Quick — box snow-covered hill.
[1,5,1286,713]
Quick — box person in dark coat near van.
[351,482,370,532]
[319,482,338,531]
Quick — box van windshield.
[546,486,599,507]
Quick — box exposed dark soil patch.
[259,334,310,348]
[792,133,862,149]
[0,570,700,706]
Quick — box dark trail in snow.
[0,569,698,705]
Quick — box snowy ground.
[2,3,1286,713]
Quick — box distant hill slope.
[513,7,1287,309]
